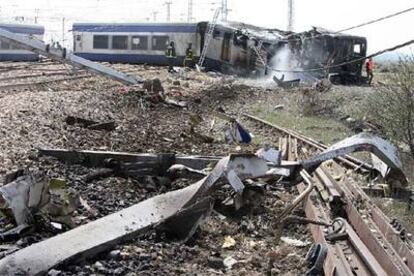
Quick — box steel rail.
[281,135,414,275]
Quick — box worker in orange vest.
[366,58,374,85]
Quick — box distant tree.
[364,55,414,156]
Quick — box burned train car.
[285,27,367,82]
[0,23,45,61]
[198,22,286,75]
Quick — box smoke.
[269,44,298,81]
[268,44,319,84]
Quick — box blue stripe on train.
[73,24,198,33]
[0,26,44,35]
[75,53,184,65]
[0,53,39,61]
[75,53,224,70]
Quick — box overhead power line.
[337,6,414,33]
[282,6,414,42]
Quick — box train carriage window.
[93,35,109,49]
[131,36,148,50]
[354,44,361,54]
[213,30,221,38]
[0,39,11,49]
[112,35,128,50]
[152,36,169,51]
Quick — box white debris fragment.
[223,256,238,269]
[256,148,281,164]
[0,175,49,225]
[281,236,311,247]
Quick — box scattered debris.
[256,147,281,164]
[65,116,116,131]
[273,75,300,88]
[223,256,238,269]
[305,244,328,275]
[222,236,236,249]
[164,97,188,108]
[0,175,49,225]
[303,132,408,186]
[281,237,311,248]
[224,121,252,144]
[273,104,285,111]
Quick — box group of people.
[165,41,195,72]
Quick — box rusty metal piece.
[283,215,331,227]
[275,170,315,223]
[297,179,353,275]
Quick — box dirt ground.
[0,62,412,275]
[0,63,314,275]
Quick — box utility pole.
[34,9,39,24]
[220,0,228,21]
[287,0,294,31]
[62,17,65,47]
[152,11,158,22]
[164,1,172,22]
[187,0,193,22]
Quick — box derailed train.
[72,22,367,81]
[0,21,367,81]
[0,23,45,61]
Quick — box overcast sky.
[0,0,413,55]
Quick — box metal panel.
[0,27,139,85]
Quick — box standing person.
[184,43,194,68]
[166,41,176,72]
[366,58,374,85]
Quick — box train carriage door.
[74,34,83,52]
[221,32,232,62]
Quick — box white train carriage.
[0,23,45,61]
[72,22,281,73]
[72,23,201,66]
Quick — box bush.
[363,56,414,156]
[297,86,336,116]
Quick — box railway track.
[243,113,414,275]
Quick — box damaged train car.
[71,21,283,76]
[284,27,367,83]
[72,22,367,81]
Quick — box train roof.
[0,23,44,35]
[72,23,199,33]
[288,27,367,42]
